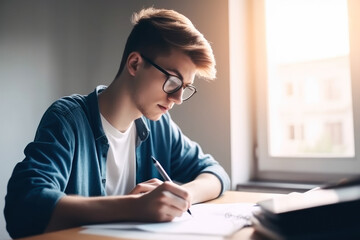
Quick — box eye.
[164,76,183,93]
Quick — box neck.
[98,74,141,132]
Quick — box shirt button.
[102,179,106,184]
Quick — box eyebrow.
[167,68,196,86]
[142,54,193,85]
[164,68,194,86]
[142,54,184,81]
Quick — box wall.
[0,0,230,239]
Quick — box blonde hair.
[116,7,216,80]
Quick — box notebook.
[252,185,360,240]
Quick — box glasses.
[141,54,197,101]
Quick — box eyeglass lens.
[163,77,195,100]
[141,54,196,101]
[163,76,182,93]
[182,87,196,101]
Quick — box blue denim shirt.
[4,86,230,238]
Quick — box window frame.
[252,0,360,183]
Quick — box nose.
[168,88,183,105]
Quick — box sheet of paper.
[81,228,224,240]
[82,203,258,238]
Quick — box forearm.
[182,173,222,204]
[45,194,138,232]
[45,181,191,233]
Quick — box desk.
[16,191,282,240]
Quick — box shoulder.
[38,94,90,130]
[48,94,87,117]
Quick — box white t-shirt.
[100,114,136,196]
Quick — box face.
[129,49,197,121]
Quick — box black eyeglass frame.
[140,54,197,101]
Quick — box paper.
[82,203,258,238]
[81,229,224,240]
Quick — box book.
[252,185,360,240]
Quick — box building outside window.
[252,0,360,182]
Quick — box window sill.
[236,181,318,194]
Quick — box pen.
[151,156,192,216]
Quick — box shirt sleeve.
[166,114,231,196]
[4,106,75,238]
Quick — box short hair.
[115,7,216,80]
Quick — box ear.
[126,52,142,77]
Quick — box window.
[252,0,360,182]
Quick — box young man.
[4,7,230,238]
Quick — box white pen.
[151,156,192,216]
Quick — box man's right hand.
[131,181,191,222]
[45,181,191,233]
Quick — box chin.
[144,113,163,121]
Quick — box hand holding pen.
[152,156,193,216]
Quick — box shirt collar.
[135,117,150,145]
[87,85,150,145]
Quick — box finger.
[129,179,164,194]
[160,182,191,206]
[134,187,189,222]
[130,184,156,194]
[138,178,164,190]
[150,191,187,220]
[144,178,163,185]
[161,190,189,213]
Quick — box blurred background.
[0,1,231,238]
[1,0,360,239]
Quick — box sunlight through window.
[265,0,355,157]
